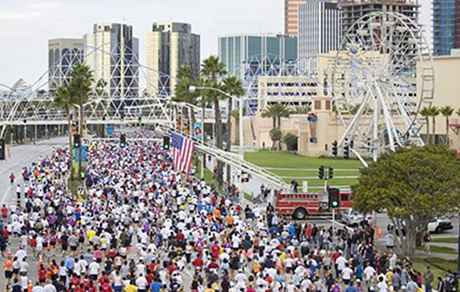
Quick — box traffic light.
[0,139,5,160]
[163,136,170,150]
[331,140,338,156]
[73,134,81,149]
[344,145,350,159]
[120,134,127,146]
[328,187,340,209]
[241,171,250,183]
[328,167,334,179]
[318,165,325,179]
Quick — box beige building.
[257,75,318,108]
[145,22,200,97]
[84,23,139,98]
[417,49,460,149]
[285,0,306,36]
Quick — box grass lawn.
[413,257,457,287]
[417,245,458,255]
[431,237,458,244]
[245,150,363,188]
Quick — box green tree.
[69,64,94,179]
[173,65,200,133]
[429,105,439,144]
[440,106,454,144]
[420,107,431,144]
[269,128,282,150]
[222,76,244,183]
[261,104,278,129]
[352,145,460,257]
[261,104,292,129]
[201,56,227,187]
[283,132,298,151]
[54,86,75,155]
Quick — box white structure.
[331,12,434,163]
[419,0,433,52]
[84,23,139,98]
[48,38,84,92]
[298,0,341,61]
[145,22,200,97]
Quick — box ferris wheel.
[331,11,434,163]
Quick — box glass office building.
[218,34,298,77]
[433,0,457,55]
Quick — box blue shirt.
[151,281,162,292]
[345,286,358,292]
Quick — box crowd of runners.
[0,138,458,291]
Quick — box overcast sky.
[0,0,283,86]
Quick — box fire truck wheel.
[293,208,308,220]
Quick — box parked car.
[427,218,453,234]
[341,209,374,226]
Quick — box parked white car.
[427,218,453,234]
[341,209,374,226]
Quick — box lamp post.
[188,85,245,160]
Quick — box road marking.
[0,184,12,205]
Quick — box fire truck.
[275,188,352,220]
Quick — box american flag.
[171,132,194,173]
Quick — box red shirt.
[1,207,8,219]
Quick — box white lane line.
[0,184,12,205]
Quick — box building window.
[325,101,331,110]
[314,100,321,110]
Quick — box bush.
[269,128,282,150]
[283,133,298,151]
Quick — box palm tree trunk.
[432,117,436,145]
[446,117,450,145]
[425,117,430,144]
[67,108,72,157]
[78,101,83,180]
[226,99,233,183]
[213,97,224,188]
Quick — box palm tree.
[440,106,454,145]
[429,105,439,145]
[201,56,227,187]
[222,76,244,183]
[276,104,292,129]
[54,86,75,155]
[261,103,292,129]
[68,64,94,178]
[174,65,200,133]
[420,106,431,144]
[261,104,278,129]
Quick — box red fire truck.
[275,189,352,220]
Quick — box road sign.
[106,125,113,137]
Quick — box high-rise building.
[433,0,459,55]
[339,0,418,35]
[84,23,139,98]
[298,0,341,61]
[218,34,298,78]
[419,0,433,52]
[456,1,460,48]
[145,22,200,96]
[48,38,84,92]
[285,0,306,36]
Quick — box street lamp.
[188,85,245,159]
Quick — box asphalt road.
[0,137,67,206]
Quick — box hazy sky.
[0,0,283,86]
